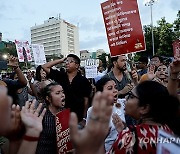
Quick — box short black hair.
[111,56,118,63]
[43,82,61,104]
[67,54,80,65]
[151,55,163,63]
[138,57,148,64]
[95,76,112,92]
[110,56,118,67]
[136,81,180,126]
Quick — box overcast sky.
[0,0,179,53]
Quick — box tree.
[135,10,180,59]
[156,17,174,56]
[135,25,159,59]
[173,10,180,39]
[0,46,17,57]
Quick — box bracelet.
[23,135,39,142]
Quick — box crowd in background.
[0,53,180,154]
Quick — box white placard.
[31,44,46,65]
[85,59,98,79]
[157,129,180,154]
[15,40,32,62]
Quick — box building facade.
[31,17,79,57]
[80,49,106,61]
[80,50,90,60]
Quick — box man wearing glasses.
[42,54,92,127]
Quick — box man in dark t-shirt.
[42,54,92,123]
[103,55,138,98]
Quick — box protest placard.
[101,0,146,56]
[56,109,73,154]
[15,40,32,62]
[31,44,46,65]
[85,59,98,78]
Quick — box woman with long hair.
[70,81,180,154]
[86,77,126,152]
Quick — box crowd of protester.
[0,53,179,154]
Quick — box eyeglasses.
[126,91,139,100]
[65,59,76,64]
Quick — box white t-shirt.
[86,99,126,152]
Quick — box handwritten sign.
[85,59,98,78]
[173,39,180,58]
[56,109,73,154]
[15,40,32,62]
[31,44,46,65]
[101,0,146,56]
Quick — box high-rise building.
[30,17,79,57]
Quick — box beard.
[118,65,127,72]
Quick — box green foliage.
[0,46,17,56]
[137,10,179,58]
[173,10,180,40]
[156,17,174,56]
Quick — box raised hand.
[131,69,138,85]
[169,58,180,79]
[61,57,67,63]
[5,104,24,140]
[7,55,19,68]
[21,100,46,137]
[69,91,114,154]
[119,84,134,95]
[112,113,125,133]
[147,64,156,80]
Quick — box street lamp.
[144,0,158,56]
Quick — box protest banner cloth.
[31,44,46,65]
[15,40,32,62]
[172,39,180,58]
[157,129,180,154]
[56,109,73,154]
[85,59,98,79]
[101,0,146,56]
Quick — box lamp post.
[144,0,158,56]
